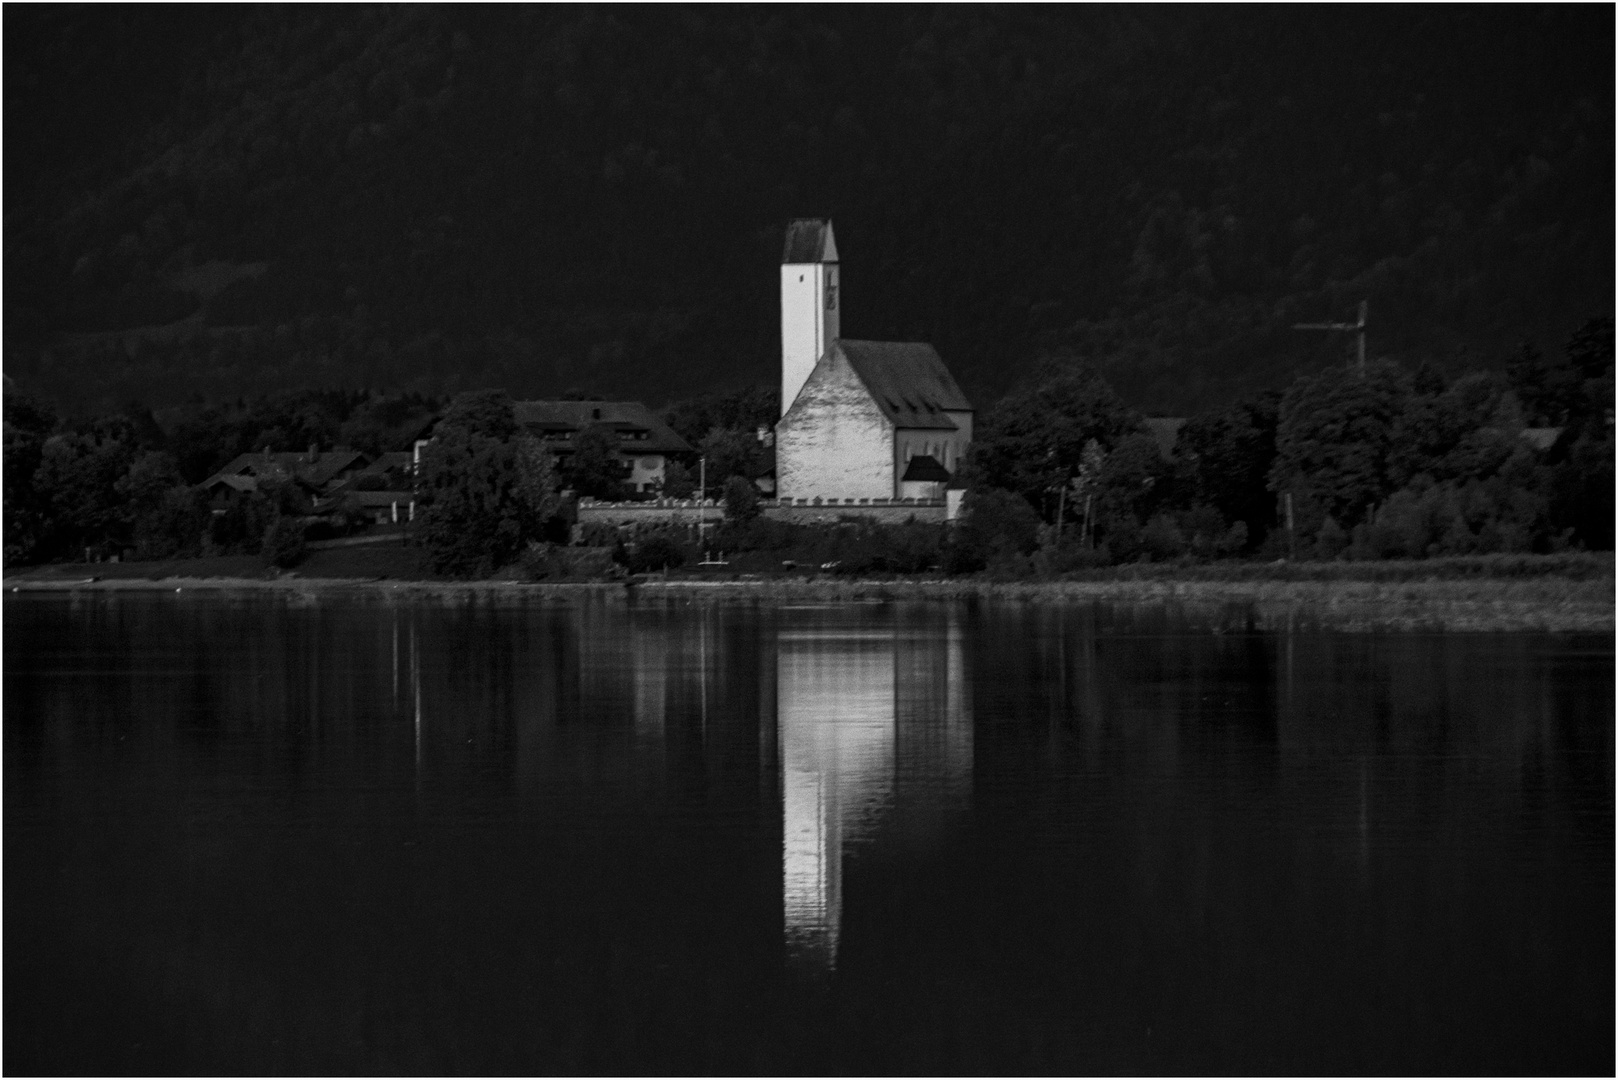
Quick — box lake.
[5,591,1612,1074]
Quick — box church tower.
[779,219,840,417]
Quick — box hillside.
[5,6,1612,417]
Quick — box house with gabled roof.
[512,400,693,494]
[775,220,974,506]
[199,445,370,511]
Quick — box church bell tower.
[779,219,840,417]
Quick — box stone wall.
[762,498,948,525]
[578,496,954,528]
[576,499,724,527]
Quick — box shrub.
[1314,516,1349,560]
[825,520,946,575]
[626,530,687,573]
[262,516,307,568]
[1140,512,1187,561]
[131,486,209,560]
[518,541,625,581]
[723,475,761,522]
[713,516,804,552]
[947,487,1041,573]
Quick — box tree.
[1505,343,1578,427]
[262,516,307,568]
[3,390,56,564]
[944,487,1043,572]
[417,429,520,576]
[1565,316,1614,385]
[132,485,210,559]
[1269,359,1410,532]
[32,428,138,558]
[1092,431,1176,555]
[415,425,565,575]
[722,474,760,522]
[1388,370,1518,488]
[971,366,1142,516]
[514,436,570,543]
[1177,390,1279,544]
[568,423,626,500]
[662,386,779,446]
[116,450,186,521]
[660,459,696,498]
[438,388,517,441]
[698,426,766,494]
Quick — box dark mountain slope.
[5,6,1611,417]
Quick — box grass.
[7,548,1611,633]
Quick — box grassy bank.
[6,549,1611,633]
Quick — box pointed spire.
[781,219,838,264]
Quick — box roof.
[203,474,259,494]
[837,340,972,430]
[359,451,415,476]
[201,448,368,490]
[900,455,952,482]
[782,218,839,264]
[339,490,417,507]
[1142,417,1186,458]
[511,400,692,455]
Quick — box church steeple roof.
[781,219,839,264]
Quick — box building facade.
[774,220,973,505]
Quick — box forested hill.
[6,6,1612,418]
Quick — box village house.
[199,445,369,513]
[514,400,692,494]
[328,451,418,524]
[774,219,974,509]
[411,400,694,496]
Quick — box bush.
[823,520,946,575]
[1140,512,1187,561]
[723,475,761,522]
[712,516,804,552]
[1314,516,1349,560]
[131,486,209,560]
[518,541,625,581]
[625,530,687,573]
[946,487,1041,572]
[262,516,307,568]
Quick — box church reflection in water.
[778,614,972,971]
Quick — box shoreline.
[6,569,1612,633]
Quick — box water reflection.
[4,594,1609,1075]
[779,613,972,971]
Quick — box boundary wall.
[577,496,959,528]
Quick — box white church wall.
[780,262,840,416]
[778,348,894,502]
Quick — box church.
[774,220,973,507]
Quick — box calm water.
[5,592,1612,1074]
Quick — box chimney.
[308,442,319,463]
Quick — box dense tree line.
[2,386,440,566]
[6,7,1610,419]
[5,318,1610,576]
[959,317,1613,569]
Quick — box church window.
[827,282,837,310]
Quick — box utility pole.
[1294,300,1367,377]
